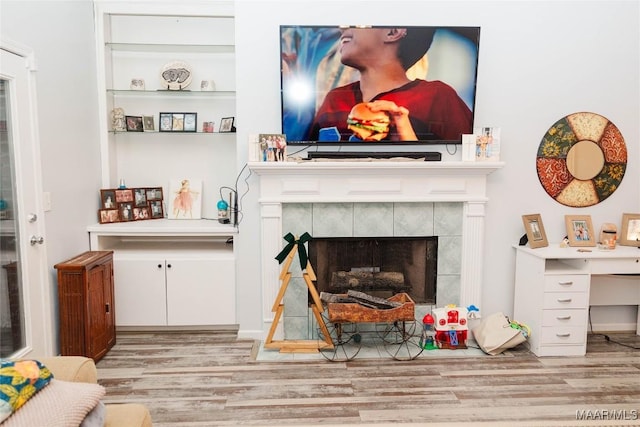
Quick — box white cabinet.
[514,249,590,356]
[114,254,235,327]
[88,220,237,327]
[93,1,237,220]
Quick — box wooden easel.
[264,242,334,353]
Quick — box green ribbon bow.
[275,232,312,270]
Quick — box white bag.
[472,312,527,355]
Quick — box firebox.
[308,236,438,304]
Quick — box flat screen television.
[280,25,481,146]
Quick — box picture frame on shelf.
[184,113,197,132]
[119,202,134,221]
[565,215,596,247]
[167,178,202,220]
[98,209,120,224]
[149,200,164,219]
[146,187,163,201]
[521,214,548,249]
[100,189,116,209]
[172,113,184,131]
[159,113,173,132]
[258,134,287,162]
[115,189,133,203]
[133,207,150,220]
[619,213,640,246]
[125,115,143,132]
[133,188,147,207]
[219,117,235,133]
[143,115,155,132]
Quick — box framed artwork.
[184,113,197,132]
[565,215,596,247]
[100,189,116,209]
[149,200,164,219]
[522,214,548,249]
[143,115,155,131]
[258,134,287,162]
[219,117,235,133]
[133,207,150,220]
[98,187,165,223]
[125,115,143,132]
[119,202,134,221]
[146,187,163,201]
[98,209,120,224]
[158,112,197,132]
[167,178,202,219]
[159,113,173,131]
[115,189,133,203]
[619,213,640,246]
[133,188,147,207]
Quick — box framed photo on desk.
[522,214,548,248]
[565,215,596,247]
[620,213,640,246]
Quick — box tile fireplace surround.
[249,160,504,340]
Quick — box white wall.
[0,1,638,344]
[234,0,640,337]
[1,0,101,349]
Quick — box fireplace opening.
[308,236,437,304]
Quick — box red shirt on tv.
[308,79,472,142]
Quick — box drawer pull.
[556,315,571,320]
[558,281,574,286]
[557,298,572,303]
[556,333,571,338]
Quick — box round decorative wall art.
[536,112,627,207]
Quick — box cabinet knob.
[157,264,162,269]
[558,281,573,286]
[556,333,571,338]
[105,303,110,313]
[29,235,44,246]
[556,315,571,320]
[167,264,172,269]
[557,298,572,303]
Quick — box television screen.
[280,25,481,145]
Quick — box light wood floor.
[95,329,640,426]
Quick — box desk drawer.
[542,309,588,327]
[544,274,589,292]
[540,326,586,344]
[590,258,640,275]
[543,292,589,309]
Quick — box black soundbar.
[306,151,442,161]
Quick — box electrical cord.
[588,306,640,350]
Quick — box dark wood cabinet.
[54,251,115,361]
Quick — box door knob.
[27,213,38,223]
[30,235,44,245]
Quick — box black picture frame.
[125,115,144,132]
[219,117,235,133]
[159,112,197,132]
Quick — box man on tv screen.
[305,27,473,142]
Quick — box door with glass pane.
[0,45,53,358]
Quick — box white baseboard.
[589,322,637,333]
[237,329,265,340]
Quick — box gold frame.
[522,214,548,249]
[565,215,596,247]
[619,213,640,246]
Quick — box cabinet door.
[166,258,235,325]
[113,257,167,326]
[87,263,110,360]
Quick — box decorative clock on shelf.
[536,112,627,207]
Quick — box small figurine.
[111,107,126,131]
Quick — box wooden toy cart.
[318,292,423,361]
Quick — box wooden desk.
[513,245,640,356]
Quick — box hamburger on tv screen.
[280,25,481,145]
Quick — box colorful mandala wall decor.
[536,112,627,207]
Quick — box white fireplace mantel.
[249,160,504,336]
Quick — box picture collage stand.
[98,187,164,223]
